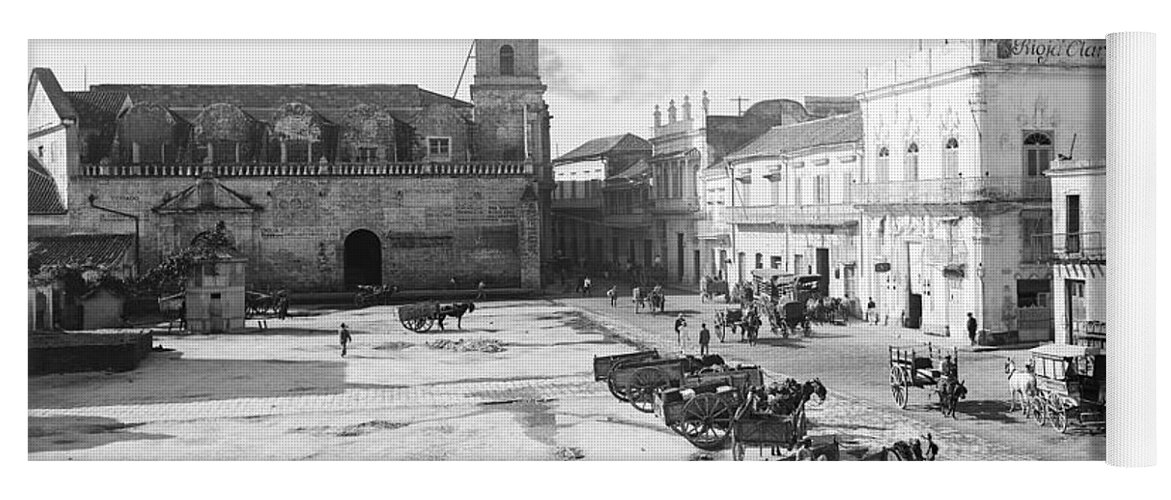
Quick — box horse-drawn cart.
[1028,344,1105,434]
[653,365,764,451]
[889,343,958,410]
[593,350,662,400]
[713,307,743,342]
[396,301,476,333]
[354,284,397,308]
[608,357,691,413]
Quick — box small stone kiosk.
[185,250,247,333]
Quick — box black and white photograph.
[19,23,1159,477]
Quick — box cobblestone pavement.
[28,297,1082,460]
[561,288,1105,461]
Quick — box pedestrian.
[338,323,353,357]
[583,276,592,297]
[475,280,487,300]
[607,285,618,307]
[866,297,877,324]
[967,312,978,346]
[699,323,711,356]
[449,277,458,290]
[674,313,688,347]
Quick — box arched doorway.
[344,230,382,287]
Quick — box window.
[499,45,515,76]
[815,175,827,204]
[755,253,763,269]
[357,147,379,163]
[427,137,451,157]
[770,256,783,269]
[793,178,802,206]
[904,143,919,181]
[37,146,44,159]
[875,147,890,183]
[1021,210,1052,263]
[1066,195,1082,253]
[771,177,783,205]
[944,137,960,177]
[1024,132,1054,176]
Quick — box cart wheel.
[1052,407,1069,434]
[606,363,631,402]
[401,317,433,333]
[1030,397,1048,426]
[890,367,908,409]
[626,368,669,413]
[681,393,733,451]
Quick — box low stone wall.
[29,332,153,375]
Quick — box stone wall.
[70,172,541,292]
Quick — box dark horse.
[436,302,476,330]
[681,354,727,373]
[748,378,828,455]
[937,379,968,418]
[860,434,939,461]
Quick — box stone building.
[550,133,652,278]
[1045,159,1106,347]
[709,112,864,303]
[27,39,552,292]
[854,39,1105,341]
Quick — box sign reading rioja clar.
[983,39,1106,67]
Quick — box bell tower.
[470,39,550,167]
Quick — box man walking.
[607,285,618,307]
[966,312,978,346]
[583,276,592,297]
[699,323,711,356]
[674,313,688,347]
[866,297,877,325]
[339,323,353,357]
[476,280,487,301]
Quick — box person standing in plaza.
[967,312,978,345]
[476,280,486,301]
[699,323,711,356]
[866,297,877,324]
[338,323,353,357]
[607,285,618,307]
[583,276,592,297]
[674,313,688,349]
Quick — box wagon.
[593,350,662,400]
[889,343,958,409]
[655,382,741,451]
[1027,344,1105,434]
[701,277,730,303]
[713,307,743,342]
[245,290,286,317]
[729,390,809,460]
[607,357,690,413]
[354,284,397,308]
[397,302,441,332]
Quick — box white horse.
[1004,357,1038,413]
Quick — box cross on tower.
[730,96,750,116]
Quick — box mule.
[436,302,475,330]
[1005,357,1038,413]
[937,379,968,418]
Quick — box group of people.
[673,313,714,356]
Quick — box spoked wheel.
[1052,406,1070,434]
[890,367,909,409]
[1030,396,1048,426]
[606,363,631,401]
[626,368,669,413]
[680,394,734,451]
[400,316,434,333]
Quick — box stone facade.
[30,39,551,293]
[1046,159,1106,346]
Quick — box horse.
[649,289,665,313]
[860,434,938,461]
[937,379,968,418]
[682,354,727,373]
[632,287,647,314]
[436,302,475,330]
[1005,357,1038,413]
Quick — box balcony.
[1074,320,1106,349]
[1036,231,1106,265]
[716,204,860,227]
[79,161,535,178]
[856,176,1051,206]
[552,196,605,211]
[651,197,701,214]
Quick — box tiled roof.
[28,68,78,120]
[555,133,651,164]
[66,91,129,125]
[89,84,473,113]
[28,234,134,268]
[28,153,66,215]
[726,112,863,162]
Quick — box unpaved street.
[28,297,1072,460]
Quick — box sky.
[29,39,920,158]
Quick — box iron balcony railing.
[80,161,535,177]
[715,204,861,226]
[1033,231,1106,264]
[856,176,1051,205]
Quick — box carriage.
[889,343,958,410]
[1027,344,1105,434]
[593,350,662,399]
[729,402,809,460]
[606,357,692,412]
[245,290,286,317]
[713,307,744,342]
[632,286,666,314]
[354,284,397,308]
[756,299,812,338]
[701,276,731,303]
[158,292,186,332]
[396,301,474,333]
[653,366,764,451]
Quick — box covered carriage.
[1027,344,1105,434]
